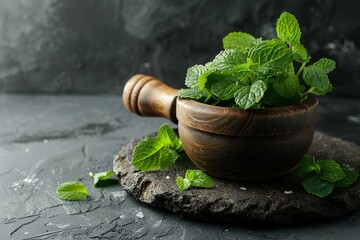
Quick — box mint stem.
[296,62,306,78]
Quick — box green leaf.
[249,39,293,70]
[91,171,118,188]
[157,124,183,151]
[336,168,359,187]
[211,50,246,72]
[292,43,310,63]
[177,88,212,101]
[223,32,258,53]
[302,173,335,198]
[318,160,346,183]
[272,72,300,99]
[234,81,267,109]
[303,65,332,94]
[56,182,88,201]
[211,79,241,101]
[226,58,254,83]
[132,137,178,171]
[313,58,336,74]
[276,12,302,45]
[185,170,214,189]
[176,177,191,191]
[185,65,208,89]
[298,154,320,178]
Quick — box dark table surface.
[0,94,359,240]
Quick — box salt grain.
[240,187,247,191]
[284,190,293,195]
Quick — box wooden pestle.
[122,74,179,123]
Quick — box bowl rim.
[176,94,318,136]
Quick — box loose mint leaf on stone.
[185,170,214,189]
[336,168,359,187]
[318,160,346,183]
[313,58,336,74]
[223,32,257,53]
[302,173,335,198]
[292,43,310,63]
[303,66,332,94]
[176,177,191,191]
[276,12,302,45]
[234,81,267,109]
[157,124,183,151]
[249,39,292,70]
[56,182,88,201]
[132,137,178,171]
[211,50,246,72]
[298,154,320,178]
[177,88,212,101]
[185,64,208,89]
[91,171,118,188]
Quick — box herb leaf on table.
[56,182,88,201]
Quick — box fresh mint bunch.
[132,124,183,171]
[298,154,358,198]
[176,170,214,191]
[178,12,336,109]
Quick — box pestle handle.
[122,74,179,123]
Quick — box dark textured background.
[0,0,359,96]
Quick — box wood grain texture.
[176,95,318,181]
[122,74,178,122]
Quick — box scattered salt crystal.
[120,215,125,219]
[43,139,49,143]
[166,176,170,179]
[24,232,29,235]
[136,212,144,218]
[284,190,293,195]
[240,187,247,191]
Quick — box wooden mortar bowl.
[123,74,318,181]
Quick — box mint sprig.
[177,11,336,110]
[56,182,88,201]
[132,124,183,171]
[299,154,358,198]
[176,170,214,191]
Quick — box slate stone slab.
[113,131,360,225]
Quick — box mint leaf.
[313,58,336,74]
[185,65,208,89]
[89,171,118,188]
[336,168,359,187]
[302,173,335,198]
[157,124,183,151]
[211,50,246,72]
[318,160,346,183]
[249,39,292,70]
[185,170,214,189]
[177,88,212,101]
[176,177,191,191]
[227,59,253,82]
[132,137,178,171]
[56,182,88,201]
[276,12,301,45]
[292,43,310,63]
[234,80,267,109]
[303,65,332,94]
[223,32,258,53]
[272,72,300,99]
[211,79,241,101]
[298,154,320,178]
